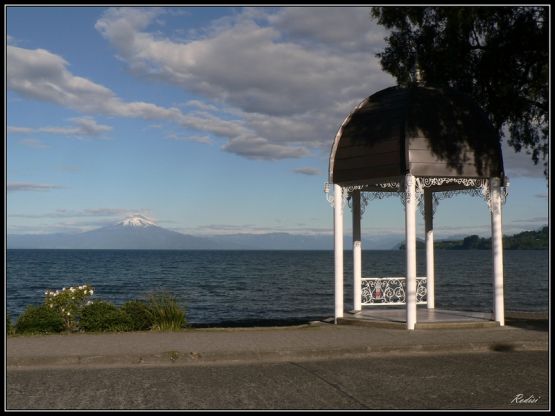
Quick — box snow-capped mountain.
[7,215,404,250]
[118,215,156,228]
[7,215,221,250]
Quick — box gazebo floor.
[337,308,499,329]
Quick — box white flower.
[67,312,71,316]
[89,290,94,295]
[70,288,75,293]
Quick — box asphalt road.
[7,350,549,410]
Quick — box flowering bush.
[44,284,94,331]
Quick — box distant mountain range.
[7,215,402,250]
[8,216,219,250]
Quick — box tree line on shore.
[399,226,548,250]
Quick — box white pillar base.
[405,174,417,330]
[352,190,362,312]
[334,184,344,322]
[424,189,435,309]
[490,178,505,326]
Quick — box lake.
[6,249,549,326]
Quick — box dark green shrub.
[79,301,132,332]
[146,293,186,331]
[121,300,153,331]
[15,305,65,334]
[7,315,15,335]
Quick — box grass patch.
[145,293,186,331]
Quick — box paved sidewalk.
[7,319,548,369]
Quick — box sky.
[5,6,549,245]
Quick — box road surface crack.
[288,361,367,408]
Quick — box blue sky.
[6,6,549,244]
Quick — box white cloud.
[8,126,34,134]
[167,132,212,144]
[222,136,309,160]
[267,6,387,53]
[6,43,308,160]
[511,217,548,224]
[9,117,112,139]
[178,223,333,236]
[18,138,50,149]
[7,182,64,192]
[9,207,151,219]
[7,223,90,235]
[185,100,219,112]
[293,167,321,176]
[8,8,395,161]
[94,7,394,159]
[96,7,391,116]
[7,45,184,121]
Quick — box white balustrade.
[361,277,427,306]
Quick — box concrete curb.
[7,339,548,369]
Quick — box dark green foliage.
[79,301,132,332]
[15,305,65,334]
[461,235,488,249]
[503,226,548,249]
[371,6,549,176]
[121,300,153,331]
[13,290,189,334]
[399,226,547,250]
[7,315,15,335]
[145,292,186,331]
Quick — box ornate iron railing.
[361,277,427,306]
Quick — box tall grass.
[145,292,186,331]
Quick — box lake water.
[6,249,549,326]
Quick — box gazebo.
[325,84,509,330]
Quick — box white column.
[334,184,344,322]
[424,189,435,309]
[352,190,362,312]
[490,178,505,326]
[405,174,417,330]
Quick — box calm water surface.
[6,249,549,326]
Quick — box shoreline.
[7,310,548,331]
[187,316,332,329]
[187,309,549,329]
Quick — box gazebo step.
[337,316,500,330]
[336,317,406,330]
[415,320,500,330]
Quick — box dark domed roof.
[329,85,504,185]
